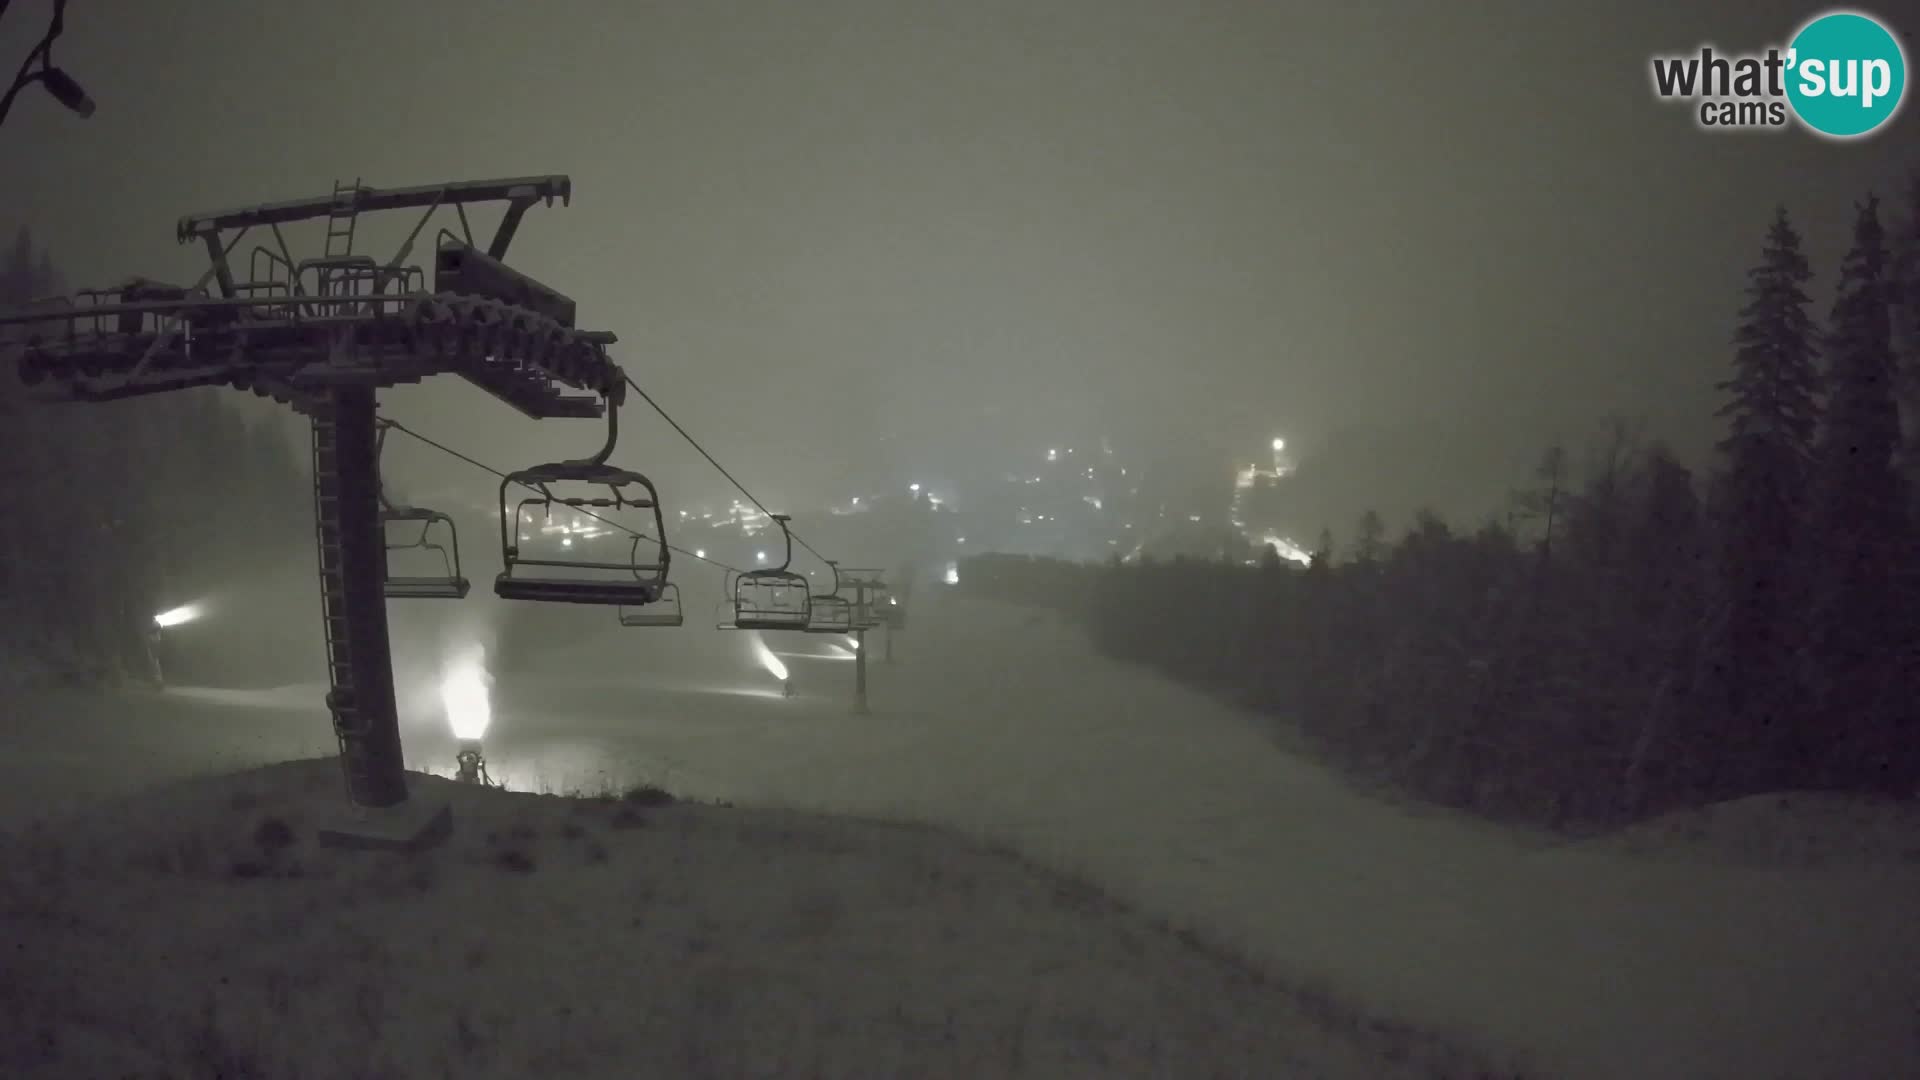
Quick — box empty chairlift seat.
[803,593,853,634]
[374,421,470,600]
[726,513,813,631]
[495,461,671,605]
[734,569,811,630]
[618,581,684,627]
[382,506,471,599]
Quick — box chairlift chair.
[375,420,471,600]
[495,396,673,606]
[732,514,811,631]
[619,580,684,627]
[803,595,853,633]
[803,560,853,633]
[383,507,471,599]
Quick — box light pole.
[147,603,202,688]
[853,629,868,714]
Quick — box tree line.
[963,177,1920,830]
[0,229,312,688]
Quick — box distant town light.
[756,551,768,563]
[910,483,921,492]
[1047,448,1058,461]
[1272,437,1285,451]
[695,549,707,559]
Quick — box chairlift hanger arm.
[766,513,795,574]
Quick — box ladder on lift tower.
[325,179,360,259]
[311,179,363,309]
[311,407,371,797]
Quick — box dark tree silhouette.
[1893,172,1920,499]
[1805,195,1911,793]
[1706,208,1821,790]
[1350,509,1386,566]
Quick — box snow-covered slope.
[0,760,1500,1078]
[5,590,1918,1078]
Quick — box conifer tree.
[1708,208,1821,790]
[1806,195,1909,791]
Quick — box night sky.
[3,0,1911,528]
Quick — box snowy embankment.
[872,595,1920,1080]
[2,590,1917,1078]
[0,759,1504,1079]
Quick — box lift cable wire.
[621,374,834,572]
[381,417,746,576]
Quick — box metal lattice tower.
[838,568,889,714]
[1,175,627,815]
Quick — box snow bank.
[1581,791,1920,869]
[0,759,1509,1079]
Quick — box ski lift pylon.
[495,394,673,606]
[731,514,811,631]
[375,420,471,600]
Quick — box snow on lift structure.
[803,560,853,634]
[731,514,812,631]
[495,393,673,607]
[0,173,636,816]
[373,419,469,599]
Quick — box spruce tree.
[1893,172,1920,496]
[1351,509,1386,566]
[1709,208,1820,791]
[1807,195,1909,792]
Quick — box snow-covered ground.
[4,589,1918,1078]
[1,760,1493,1078]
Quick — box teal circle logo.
[1786,11,1907,138]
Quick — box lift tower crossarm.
[176,175,572,246]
